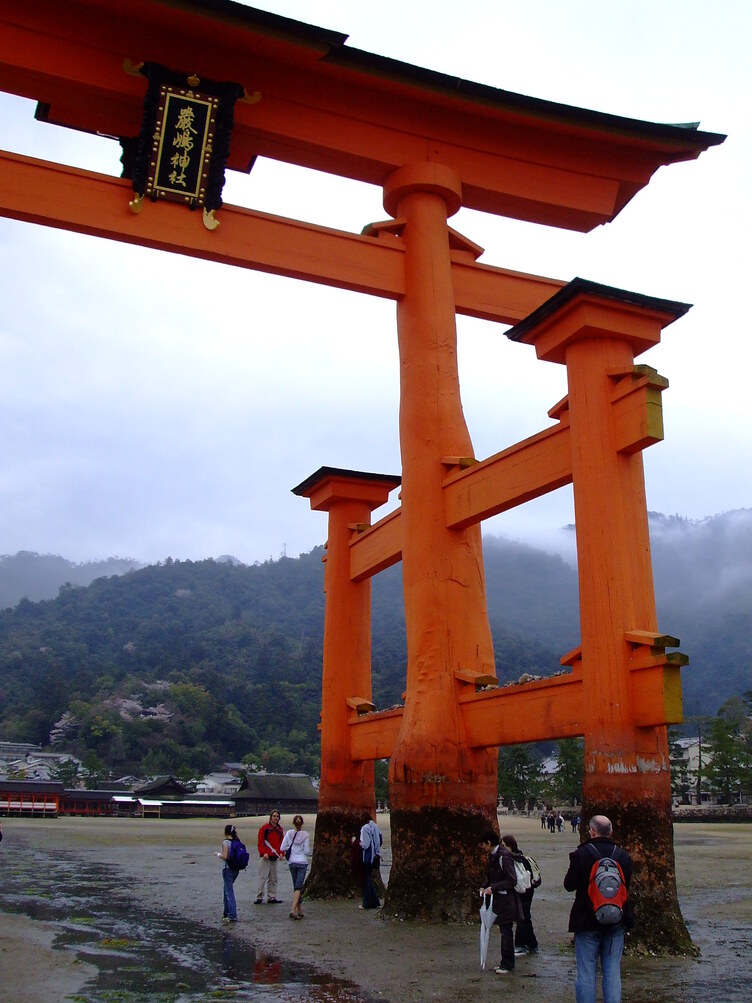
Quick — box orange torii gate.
[0,0,723,947]
[295,277,691,936]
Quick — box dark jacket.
[486,845,524,923]
[563,835,634,932]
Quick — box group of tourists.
[481,814,632,1003]
[219,809,631,1002]
[218,809,384,923]
[541,810,566,832]
[217,811,310,923]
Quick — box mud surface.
[1,814,750,1002]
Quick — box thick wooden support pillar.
[293,467,399,897]
[514,279,693,951]
[382,164,498,922]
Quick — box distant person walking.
[563,814,633,1003]
[281,815,310,920]
[217,823,241,923]
[255,810,284,904]
[358,812,382,910]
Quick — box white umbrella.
[479,893,497,970]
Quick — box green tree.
[374,759,389,803]
[50,757,81,787]
[550,738,584,805]
[498,744,542,807]
[81,751,107,789]
[705,714,752,804]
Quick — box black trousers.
[361,861,380,909]
[514,889,539,951]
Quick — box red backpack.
[586,844,628,925]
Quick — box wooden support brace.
[627,631,687,727]
[454,668,498,688]
[346,696,376,715]
[625,629,681,648]
[610,366,669,454]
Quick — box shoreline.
[2,814,752,1002]
[0,911,97,1002]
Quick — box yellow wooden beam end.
[441,456,478,468]
[631,665,684,727]
[454,668,498,688]
[625,629,681,648]
[630,650,689,672]
[607,365,669,390]
[346,696,376,714]
[612,380,665,454]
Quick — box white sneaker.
[514,948,528,956]
[494,968,512,975]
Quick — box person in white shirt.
[358,812,382,910]
[280,814,310,919]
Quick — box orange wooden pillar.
[511,278,692,949]
[292,466,399,895]
[381,164,498,921]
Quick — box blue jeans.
[223,865,238,919]
[574,926,624,1003]
[289,863,307,893]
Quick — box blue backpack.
[228,838,250,870]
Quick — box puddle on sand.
[1,844,380,1002]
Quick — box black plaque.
[147,86,218,206]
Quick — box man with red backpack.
[563,815,633,1003]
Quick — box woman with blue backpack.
[217,823,246,923]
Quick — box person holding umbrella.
[479,829,524,975]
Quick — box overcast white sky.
[0,0,749,566]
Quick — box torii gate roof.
[0,0,724,231]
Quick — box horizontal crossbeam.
[348,649,683,761]
[0,151,562,323]
[350,372,666,580]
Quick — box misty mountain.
[0,552,142,610]
[0,510,750,775]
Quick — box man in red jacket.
[255,810,284,904]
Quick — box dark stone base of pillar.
[382,804,496,923]
[304,807,368,900]
[582,793,695,955]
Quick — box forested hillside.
[1,509,751,779]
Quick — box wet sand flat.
[2,813,751,1002]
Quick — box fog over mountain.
[0,552,142,610]
[1,510,750,736]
